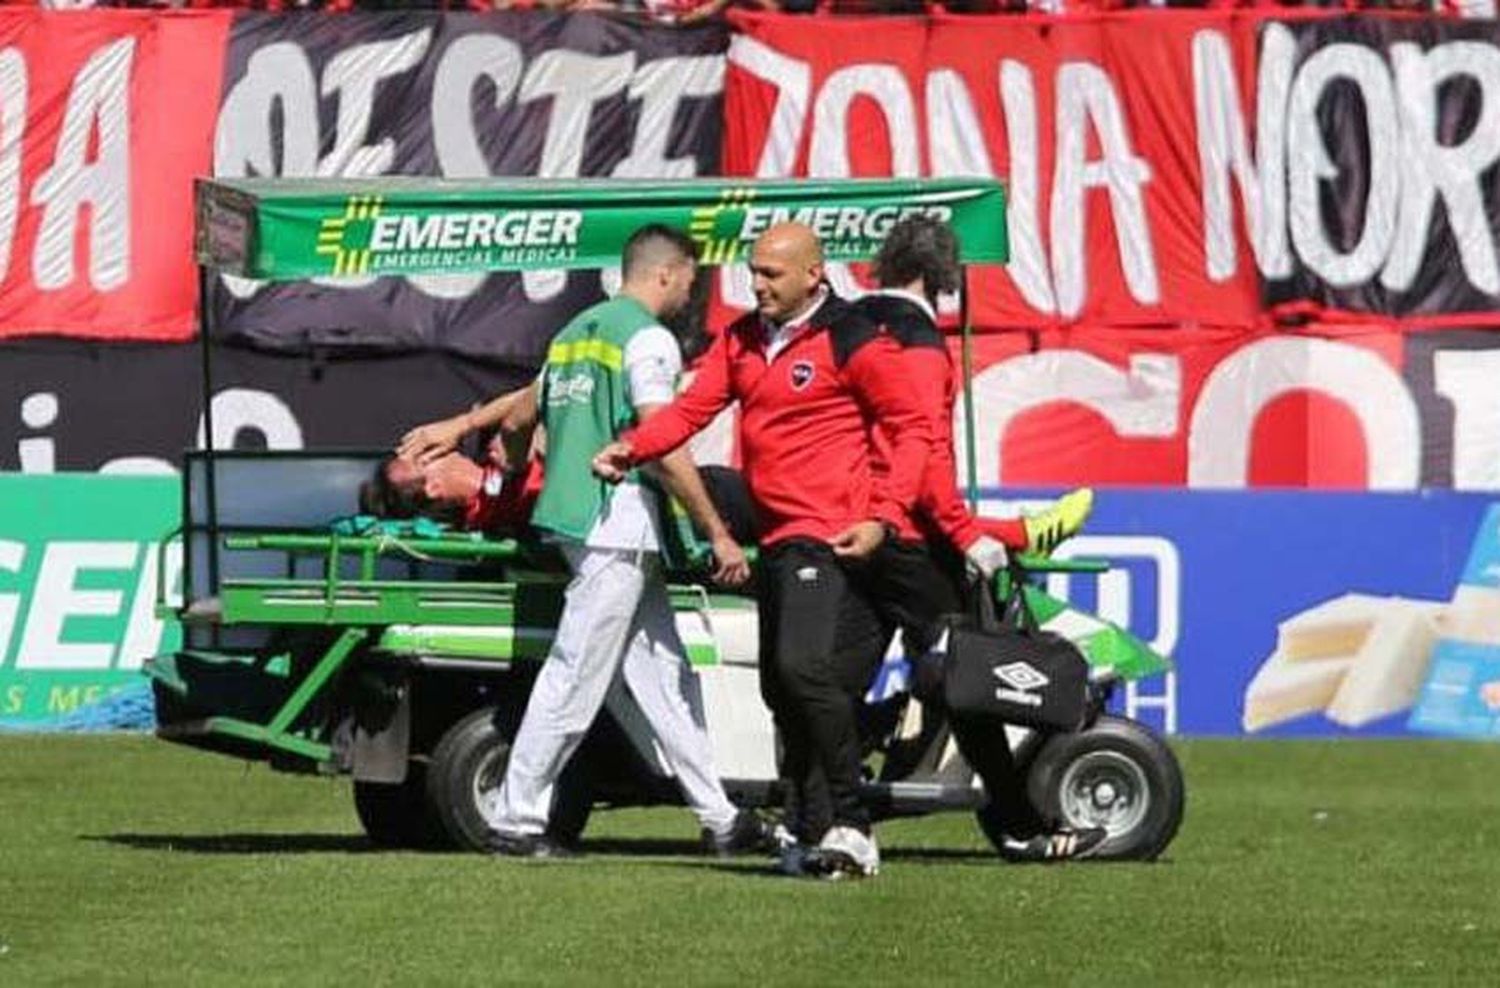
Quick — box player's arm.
[398,378,540,465]
[594,329,736,481]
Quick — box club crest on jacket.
[790,360,815,391]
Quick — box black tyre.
[425,706,595,852]
[353,764,451,850]
[1020,715,1184,861]
[427,707,517,852]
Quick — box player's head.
[621,224,700,321]
[749,222,824,323]
[359,454,466,524]
[871,214,961,308]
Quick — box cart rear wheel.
[353,764,450,850]
[1021,715,1184,861]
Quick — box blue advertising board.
[981,489,1497,738]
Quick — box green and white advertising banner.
[196,177,1008,280]
[0,475,180,730]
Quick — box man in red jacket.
[594,222,933,879]
[860,214,1104,862]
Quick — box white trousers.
[491,543,738,837]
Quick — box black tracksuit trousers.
[758,539,889,841]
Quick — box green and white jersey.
[531,295,681,551]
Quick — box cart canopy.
[195,177,1007,281]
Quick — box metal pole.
[198,264,221,600]
[959,267,978,511]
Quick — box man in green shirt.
[481,225,763,857]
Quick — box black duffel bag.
[940,576,1091,732]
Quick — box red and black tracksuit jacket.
[860,292,1028,553]
[623,295,933,548]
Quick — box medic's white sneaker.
[805,825,880,880]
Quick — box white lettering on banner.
[432,33,524,181]
[517,50,634,302]
[98,457,177,476]
[320,29,432,178]
[16,541,138,671]
[1435,349,1500,489]
[721,34,811,309]
[1193,27,1294,282]
[424,33,524,300]
[0,539,178,675]
[957,352,1181,486]
[1187,337,1420,488]
[738,50,1161,317]
[19,392,58,474]
[7,388,312,474]
[0,47,25,284]
[1288,44,1400,287]
[809,64,921,297]
[195,388,304,452]
[0,541,24,661]
[809,66,922,174]
[1386,42,1500,295]
[216,35,680,304]
[1051,62,1159,318]
[368,211,582,252]
[996,61,1057,313]
[615,55,726,179]
[946,338,1500,490]
[307,29,432,294]
[118,538,182,671]
[1195,28,1500,296]
[215,42,321,301]
[925,61,1056,312]
[30,36,133,292]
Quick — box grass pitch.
[1,736,1497,987]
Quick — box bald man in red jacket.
[594,223,933,880]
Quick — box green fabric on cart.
[327,515,461,540]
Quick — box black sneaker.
[702,809,773,858]
[485,830,579,859]
[996,826,1107,863]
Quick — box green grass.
[1,737,1498,986]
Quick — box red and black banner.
[3,9,1500,489]
[722,10,1500,330]
[0,9,727,359]
[208,12,728,362]
[0,11,227,342]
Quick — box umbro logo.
[790,361,815,391]
[994,661,1050,692]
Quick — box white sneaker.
[806,825,880,880]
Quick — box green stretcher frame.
[149,514,1164,769]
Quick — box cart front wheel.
[426,706,594,852]
[353,765,450,850]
